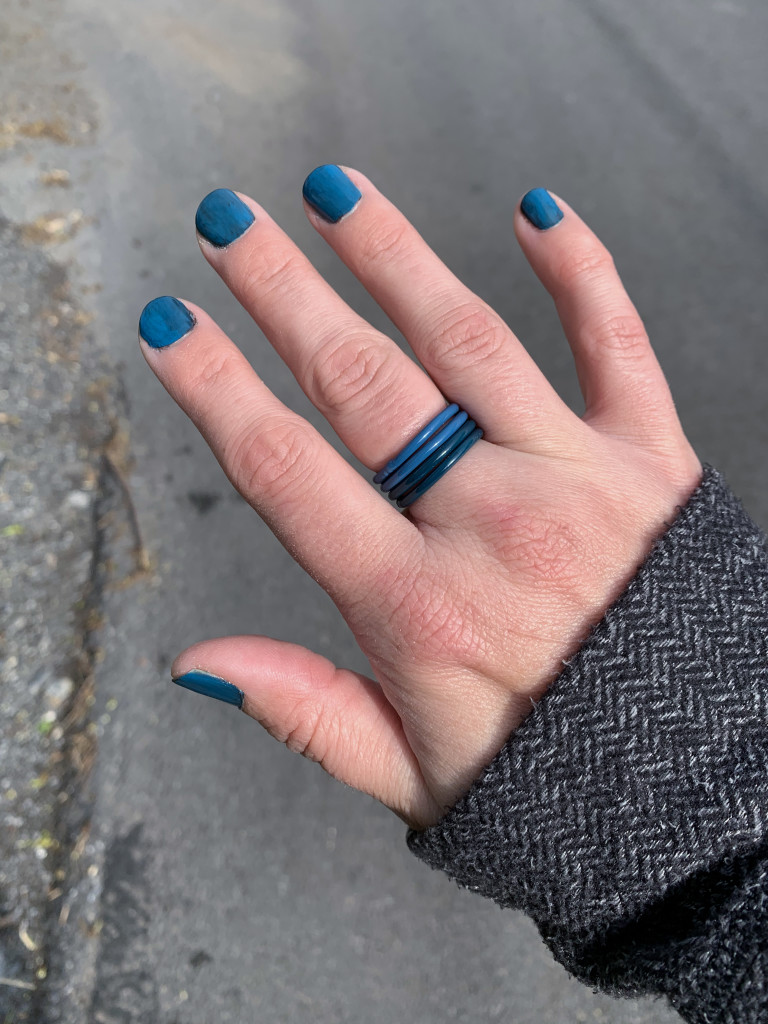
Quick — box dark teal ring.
[374,401,482,508]
[373,403,459,485]
[378,410,468,493]
[397,427,483,508]
[386,417,478,502]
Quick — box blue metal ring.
[397,427,483,508]
[387,418,479,503]
[378,410,468,493]
[373,404,459,485]
[373,401,483,508]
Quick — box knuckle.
[308,333,395,417]
[358,220,412,269]
[283,702,327,762]
[188,347,243,403]
[427,303,506,372]
[587,312,650,358]
[228,419,316,504]
[240,245,307,301]
[556,243,614,288]
[284,693,349,775]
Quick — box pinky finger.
[171,635,438,829]
[515,190,680,446]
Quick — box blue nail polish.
[302,165,362,223]
[139,296,196,349]
[195,188,255,247]
[520,188,564,230]
[173,670,244,708]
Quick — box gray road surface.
[3,0,768,1020]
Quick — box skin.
[140,168,701,830]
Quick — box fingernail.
[195,188,255,247]
[139,296,196,349]
[302,165,362,223]
[173,670,244,708]
[520,188,564,230]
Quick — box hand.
[139,168,701,830]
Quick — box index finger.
[138,296,418,606]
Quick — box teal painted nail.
[302,165,362,223]
[139,296,196,349]
[173,670,244,708]
[520,188,564,230]
[195,188,255,247]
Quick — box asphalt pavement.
[3,0,768,1021]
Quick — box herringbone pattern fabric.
[408,467,768,1023]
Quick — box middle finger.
[302,165,578,449]
[194,188,445,471]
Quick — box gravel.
[1,2,121,1017]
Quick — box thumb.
[171,635,437,827]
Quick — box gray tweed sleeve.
[407,466,768,1023]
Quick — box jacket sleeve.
[407,466,768,1024]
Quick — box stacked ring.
[374,403,483,509]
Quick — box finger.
[193,188,445,472]
[171,635,439,828]
[138,296,417,606]
[301,165,577,450]
[514,189,680,443]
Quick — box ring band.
[374,403,483,509]
[381,411,469,493]
[373,404,460,484]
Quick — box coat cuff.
[407,466,768,1001]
